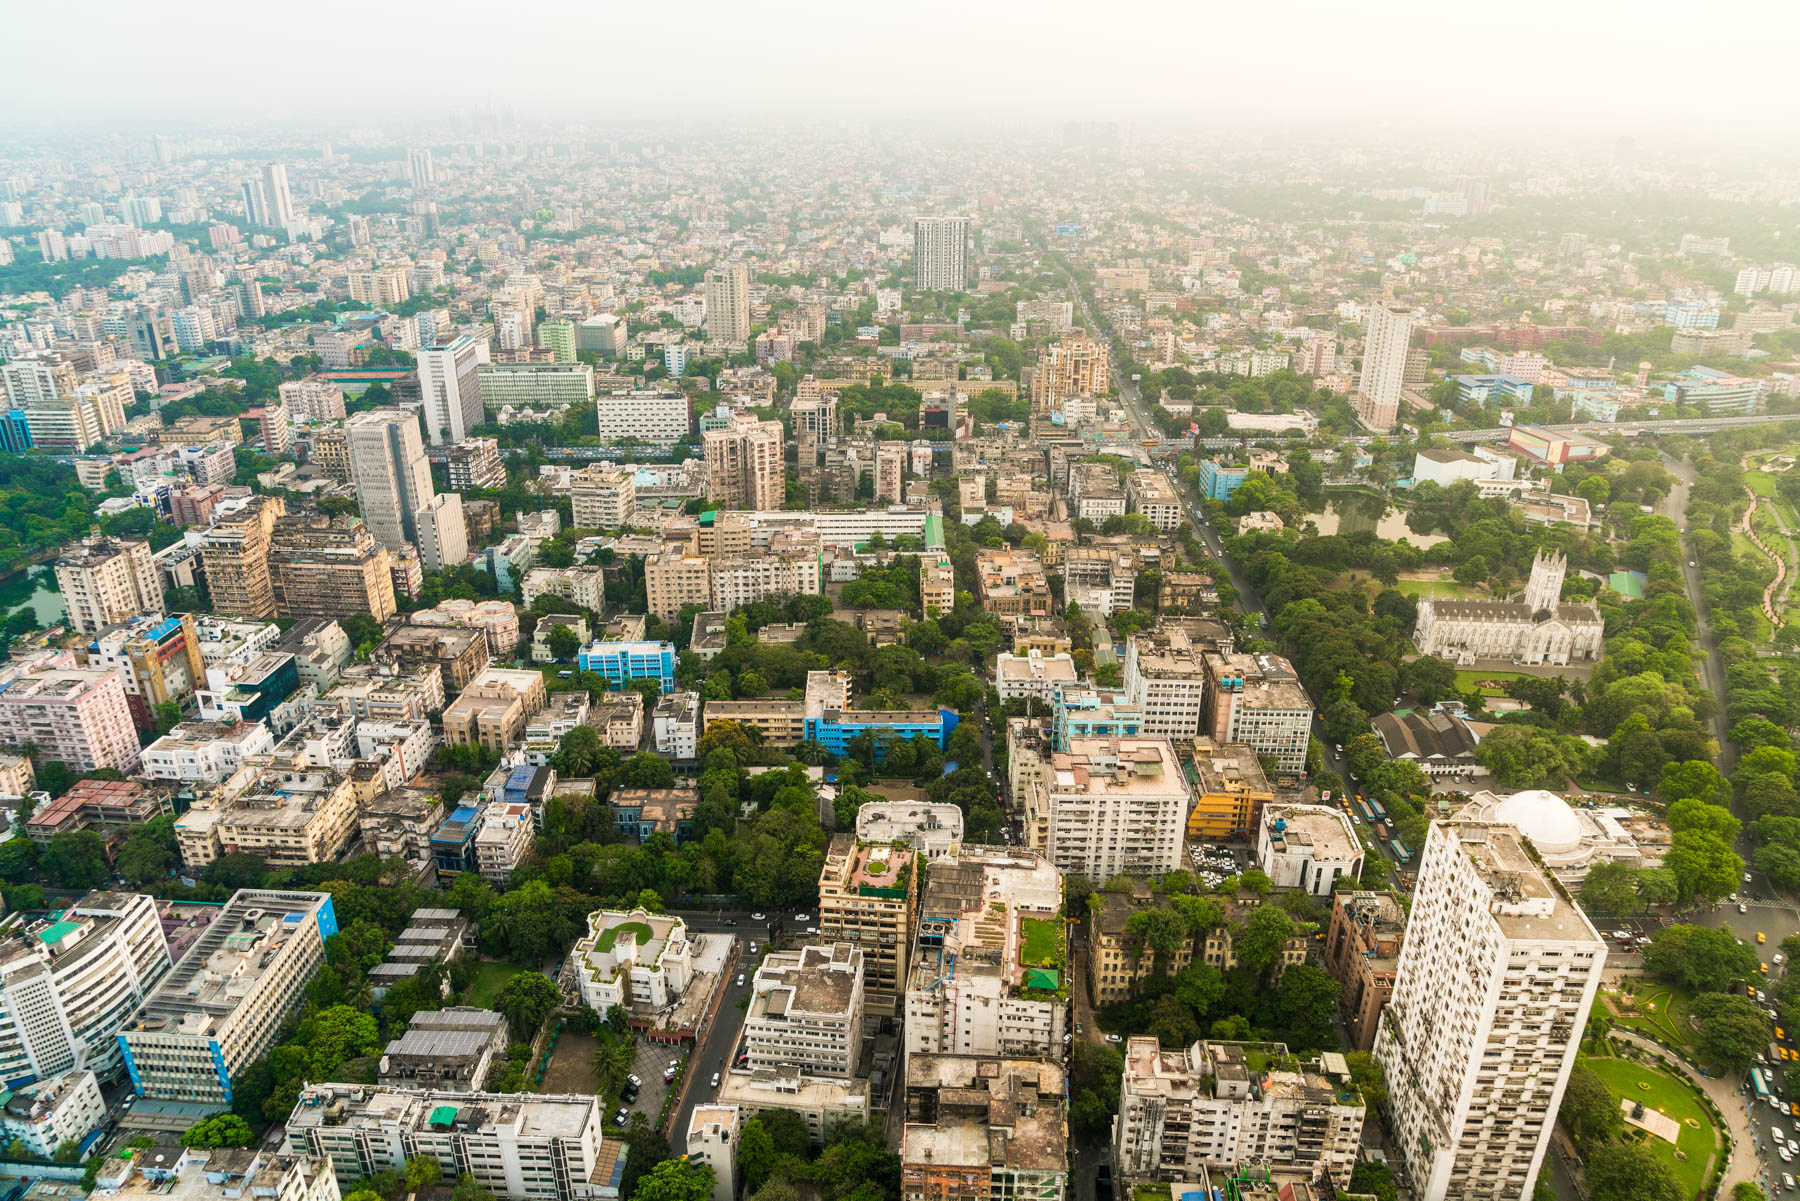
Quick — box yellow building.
[1186,738,1275,841]
[1088,885,1310,1006]
[442,667,547,752]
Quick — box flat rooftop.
[1051,737,1184,795]
[1263,804,1360,862]
[132,890,327,1033]
[286,1084,598,1141]
[1447,820,1603,943]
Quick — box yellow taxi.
[1762,962,1771,975]
[1759,931,1768,944]
[1781,1027,1788,1042]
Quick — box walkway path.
[1737,453,1800,630]
[1610,1029,1764,1195]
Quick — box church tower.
[1524,550,1566,614]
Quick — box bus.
[1392,840,1411,863]
[1357,800,1376,823]
[1374,824,1390,842]
[1754,1068,1771,1098]
[1370,799,1387,819]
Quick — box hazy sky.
[8,0,1800,140]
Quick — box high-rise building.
[743,943,865,1078]
[446,437,505,491]
[0,357,74,408]
[570,465,636,529]
[0,666,141,776]
[263,162,296,233]
[686,1106,740,1201]
[1353,302,1414,432]
[1201,651,1314,779]
[347,267,411,308]
[120,890,337,1104]
[875,441,906,504]
[537,319,576,363]
[1030,331,1110,409]
[415,493,469,573]
[1122,624,1211,739]
[241,177,270,227]
[817,833,917,1018]
[348,408,436,553]
[199,496,285,619]
[54,538,162,635]
[278,378,347,422]
[1042,736,1187,880]
[0,891,171,1085]
[703,262,750,344]
[268,515,398,621]
[407,148,435,189]
[417,336,488,444]
[913,217,971,291]
[1375,818,1606,1201]
[703,411,784,510]
[77,612,207,732]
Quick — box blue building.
[431,806,482,874]
[577,640,677,692]
[1052,685,1144,751]
[200,652,299,725]
[1453,374,1534,408]
[0,411,31,455]
[1196,459,1250,501]
[806,708,956,760]
[1664,366,1761,415]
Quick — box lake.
[1309,494,1448,549]
[0,566,67,627]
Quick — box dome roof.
[1492,789,1582,853]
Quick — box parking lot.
[607,1039,684,1128]
[1185,842,1247,889]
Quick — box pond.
[0,566,66,628]
[1309,494,1447,549]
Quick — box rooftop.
[1444,820,1604,943]
[1050,737,1185,796]
[752,943,863,1020]
[131,890,329,1035]
[1262,804,1361,863]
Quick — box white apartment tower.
[913,217,971,291]
[1353,302,1414,432]
[407,148,435,189]
[347,409,436,558]
[704,262,750,345]
[1043,737,1188,880]
[743,943,865,1079]
[1374,819,1606,1201]
[54,538,162,635]
[417,335,489,445]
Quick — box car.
[736,973,745,986]
[669,1057,681,1071]
[1334,744,1344,754]
[710,1072,720,1088]
[751,913,766,921]
[806,926,819,936]
[1761,932,1769,944]
[1783,1173,1795,1192]
[1742,903,1750,913]
[1784,1147,1795,1164]
[748,942,758,954]
[720,918,736,926]
[793,914,811,924]
[613,1109,629,1127]
[1689,561,1697,568]
[627,1074,642,1088]
[1105,1033,1122,1043]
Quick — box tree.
[1691,991,1771,1072]
[35,761,74,798]
[1555,1063,1622,1153]
[1640,924,1761,992]
[53,1138,80,1163]
[1233,905,1298,977]
[116,815,179,885]
[1474,726,1587,787]
[494,971,561,1038]
[1583,1139,1680,1201]
[1662,828,1743,904]
[181,1112,257,1149]
[1578,861,1645,915]
[551,725,603,777]
[1344,1051,1386,1108]
[1666,796,1741,842]
[153,700,183,735]
[546,624,582,661]
[0,838,40,883]
[738,1119,779,1193]
[404,1157,442,1193]
[1273,964,1342,1051]
[1348,1163,1396,1201]
[42,830,108,889]
[628,1156,713,1201]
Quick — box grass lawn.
[1582,1055,1719,1197]
[1453,669,1527,696]
[1393,577,1484,600]
[1020,916,1063,967]
[1604,981,1697,1053]
[464,960,538,1008]
[595,922,653,953]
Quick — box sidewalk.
[1610,1029,1763,1194]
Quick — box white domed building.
[1456,788,1653,882]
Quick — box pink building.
[0,667,141,775]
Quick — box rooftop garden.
[594,921,654,954]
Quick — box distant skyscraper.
[408,148,435,190]
[1353,302,1413,432]
[347,409,436,554]
[703,262,750,344]
[1375,816,1605,1201]
[241,177,269,227]
[152,135,174,164]
[417,335,488,445]
[702,411,784,511]
[263,162,296,234]
[913,217,970,291]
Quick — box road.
[663,909,788,1141]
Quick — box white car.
[1742,903,1751,914]
[710,1072,720,1088]
[1783,1146,1795,1164]
[793,914,811,924]
[751,913,766,921]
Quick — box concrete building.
[94,1148,339,1201]
[652,691,700,759]
[473,800,534,885]
[1088,887,1322,1006]
[974,548,1052,618]
[0,665,141,775]
[77,611,207,733]
[1370,708,1482,779]
[1113,1038,1365,1188]
[180,766,360,869]
[1127,471,1184,531]
[1255,803,1364,897]
[1031,331,1110,410]
[1043,737,1188,880]
[447,437,505,491]
[703,412,784,511]
[1453,790,1651,885]
[995,651,1079,705]
[704,262,751,344]
[0,1068,104,1157]
[743,943,865,1079]
[901,1053,1065,1201]
[269,515,399,621]
[818,834,918,1018]
[348,409,455,566]
[279,379,347,422]
[920,551,956,616]
[912,217,970,292]
[854,801,964,860]
[442,666,547,752]
[715,1067,869,1147]
[1353,303,1413,432]
[570,466,636,529]
[199,496,283,620]
[283,1084,610,1201]
[575,641,676,693]
[1322,891,1406,1053]
[378,1007,509,1092]
[1374,820,1606,1201]
[0,892,170,1084]
[1201,652,1313,780]
[1123,625,1212,740]
[120,890,337,1104]
[905,845,1066,1059]
[1186,739,1273,841]
[140,719,277,782]
[685,1106,740,1201]
[592,389,691,442]
[55,539,161,636]
[418,335,489,445]
[702,698,805,749]
[382,624,492,697]
[567,908,696,1014]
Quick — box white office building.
[1374,819,1606,1201]
[1043,737,1188,880]
[913,217,970,292]
[592,390,691,443]
[1123,626,1211,740]
[743,943,864,1079]
[1353,302,1413,432]
[418,336,489,445]
[1255,804,1364,897]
